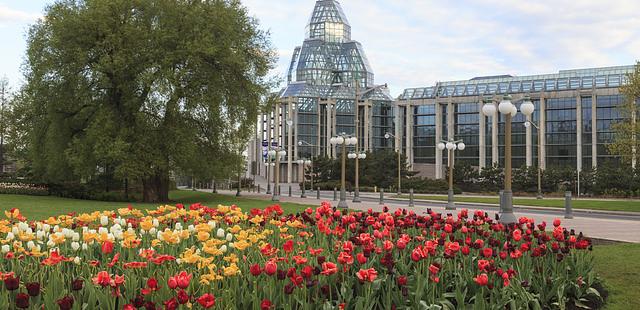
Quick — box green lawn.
[398,195,640,213]
[0,190,314,220]
[593,243,640,309]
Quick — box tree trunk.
[142,170,170,203]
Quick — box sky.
[1,0,639,96]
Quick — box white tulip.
[6,232,15,241]
[175,223,183,230]
[219,245,227,253]
[216,228,225,239]
[82,243,88,250]
[98,227,108,235]
[27,241,35,250]
[36,230,45,240]
[152,219,159,227]
[208,221,216,229]
[100,216,109,226]
[1,245,9,253]
[72,233,80,242]
[73,257,81,264]
[43,224,51,232]
[187,225,195,233]
[82,226,88,234]
[71,242,80,251]
[11,227,18,235]
[225,233,233,242]
[149,228,157,235]
[18,222,29,232]
[47,240,55,248]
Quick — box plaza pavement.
[205,188,640,243]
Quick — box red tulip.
[176,271,192,289]
[197,293,216,308]
[264,261,278,276]
[461,246,470,255]
[474,273,489,286]
[320,262,338,276]
[101,240,114,255]
[283,240,294,253]
[482,248,493,258]
[301,265,313,279]
[397,275,408,286]
[4,274,19,290]
[356,268,378,282]
[26,282,40,297]
[92,271,112,287]
[553,219,562,227]
[177,290,189,304]
[428,264,439,275]
[337,252,353,265]
[123,305,136,310]
[261,299,272,310]
[15,293,29,309]
[71,278,83,291]
[57,296,74,310]
[167,276,178,290]
[163,297,178,310]
[250,264,263,276]
[512,229,522,242]
[356,252,367,264]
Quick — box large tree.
[19,0,275,201]
[609,62,640,166]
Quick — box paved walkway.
[207,188,640,243]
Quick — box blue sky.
[1,0,639,96]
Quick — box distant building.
[246,0,635,182]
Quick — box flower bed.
[0,203,602,309]
[0,182,49,196]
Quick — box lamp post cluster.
[267,147,287,202]
[330,133,358,209]
[348,150,366,202]
[481,95,535,223]
[437,139,465,210]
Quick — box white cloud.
[240,0,640,96]
[0,5,41,24]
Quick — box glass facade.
[545,98,577,167]
[581,96,593,169]
[454,103,480,165]
[414,105,436,163]
[596,95,624,165]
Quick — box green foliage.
[609,61,640,163]
[15,0,276,202]
[310,150,410,189]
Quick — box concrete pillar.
[363,102,370,152]
[332,100,337,159]
[287,100,293,183]
[406,103,414,169]
[576,96,582,172]
[266,109,272,180]
[317,98,322,158]
[491,102,499,166]
[395,104,402,160]
[478,100,486,170]
[435,103,443,179]
[591,94,597,168]
[325,102,332,157]
[539,97,547,170]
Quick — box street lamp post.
[330,133,357,209]
[482,95,534,223]
[268,147,287,202]
[523,120,544,199]
[384,132,402,195]
[265,161,272,194]
[437,139,466,210]
[296,158,312,198]
[297,140,315,189]
[348,151,366,202]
